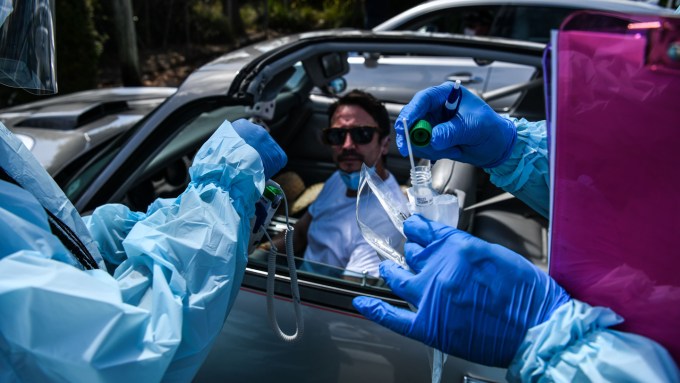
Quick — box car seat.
[428,158,548,270]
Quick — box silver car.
[55,29,553,382]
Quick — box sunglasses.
[322,126,378,146]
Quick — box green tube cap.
[410,120,432,147]
[263,184,282,201]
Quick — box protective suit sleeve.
[484,118,549,218]
[507,300,680,383]
[82,204,145,268]
[0,121,270,383]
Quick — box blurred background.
[1,0,677,108]
[0,0,425,107]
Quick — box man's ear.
[380,135,390,155]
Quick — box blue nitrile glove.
[353,214,570,367]
[231,118,287,179]
[395,82,517,167]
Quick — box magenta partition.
[549,12,680,363]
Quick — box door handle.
[446,73,483,84]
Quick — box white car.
[342,0,676,111]
[373,0,674,41]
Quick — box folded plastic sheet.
[549,11,680,363]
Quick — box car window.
[64,103,248,209]
[400,5,579,43]
[342,53,536,110]
[494,6,576,43]
[249,249,388,289]
[282,62,307,91]
[63,145,119,201]
[143,106,243,176]
[119,105,249,210]
[404,6,501,36]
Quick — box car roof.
[184,30,544,105]
[373,0,674,31]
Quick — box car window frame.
[69,35,547,315]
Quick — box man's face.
[329,104,389,173]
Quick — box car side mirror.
[302,52,350,89]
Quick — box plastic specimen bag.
[548,10,680,363]
[356,164,410,266]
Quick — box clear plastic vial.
[407,165,459,228]
[408,165,440,220]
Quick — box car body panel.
[0,87,176,175]
[195,285,508,383]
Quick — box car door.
[63,33,546,382]
[343,51,536,112]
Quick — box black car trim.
[242,263,409,314]
[228,32,544,103]
[0,167,98,270]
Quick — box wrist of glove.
[353,214,570,367]
[395,82,517,167]
[232,119,287,179]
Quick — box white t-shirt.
[305,170,406,277]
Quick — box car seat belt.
[463,192,514,211]
[0,166,99,270]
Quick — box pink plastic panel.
[550,16,680,363]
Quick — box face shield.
[0,0,57,95]
[548,10,680,363]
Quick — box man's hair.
[328,89,391,138]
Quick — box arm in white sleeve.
[507,300,680,383]
[0,121,265,383]
[484,118,549,218]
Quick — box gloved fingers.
[395,114,435,158]
[232,118,265,137]
[396,84,450,128]
[430,119,467,151]
[263,140,287,179]
[403,241,424,258]
[352,296,417,337]
[403,241,432,273]
[395,135,461,161]
[395,82,455,157]
[379,260,420,305]
[403,214,457,247]
[231,119,287,179]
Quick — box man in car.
[265,90,407,279]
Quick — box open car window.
[66,33,548,311]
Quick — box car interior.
[67,38,549,304]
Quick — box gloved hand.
[395,82,517,167]
[232,118,287,179]
[353,215,570,367]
